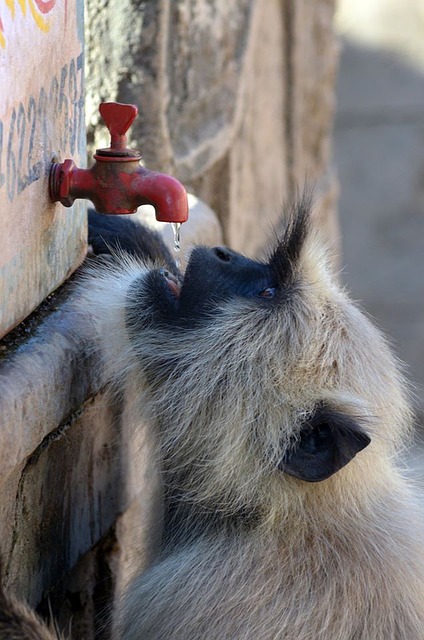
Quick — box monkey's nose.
[212,247,237,263]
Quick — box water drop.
[171,222,182,269]
[171,222,181,253]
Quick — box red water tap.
[49,102,188,223]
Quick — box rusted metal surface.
[50,102,189,222]
[0,0,86,339]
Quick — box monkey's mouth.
[159,268,182,298]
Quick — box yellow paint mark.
[28,0,49,31]
[1,0,53,46]
[17,0,26,15]
[5,0,16,18]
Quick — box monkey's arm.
[88,209,178,273]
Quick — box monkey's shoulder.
[88,209,176,271]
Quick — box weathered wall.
[86,0,339,255]
[0,0,86,338]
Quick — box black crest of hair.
[88,209,179,275]
[270,189,313,284]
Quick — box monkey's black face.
[136,246,280,327]
[126,197,310,333]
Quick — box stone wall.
[0,1,86,339]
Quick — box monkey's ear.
[278,408,371,483]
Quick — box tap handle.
[99,102,138,150]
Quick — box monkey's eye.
[258,287,277,299]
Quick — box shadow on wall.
[334,38,424,432]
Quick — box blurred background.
[334,0,424,455]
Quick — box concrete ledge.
[0,291,101,486]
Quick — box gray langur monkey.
[1,196,424,639]
[87,198,424,639]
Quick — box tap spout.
[116,165,189,223]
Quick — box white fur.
[78,229,424,639]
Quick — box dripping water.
[171,222,181,269]
[171,222,181,252]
